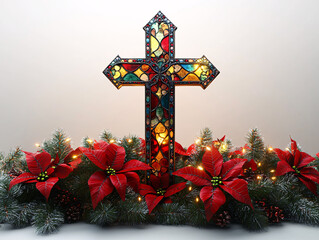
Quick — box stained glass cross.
[103,11,219,181]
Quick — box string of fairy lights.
[33,137,281,204]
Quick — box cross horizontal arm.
[103,56,157,89]
[166,56,220,89]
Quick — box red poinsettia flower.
[9,149,79,200]
[79,143,152,209]
[241,159,257,177]
[139,173,186,213]
[316,153,319,158]
[175,142,196,156]
[274,138,319,195]
[173,147,253,221]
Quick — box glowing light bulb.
[87,139,93,144]
[188,186,192,191]
[65,138,71,142]
[138,196,142,202]
[285,148,290,151]
[72,155,77,159]
[268,147,273,151]
[270,169,275,173]
[35,143,40,148]
[109,139,115,143]
[195,197,200,203]
[195,138,201,145]
[271,177,276,180]
[242,148,246,154]
[206,146,211,151]
[258,162,262,167]
[127,139,132,143]
[197,166,204,171]
[257,175,262,180]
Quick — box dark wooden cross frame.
[103,11,219,182]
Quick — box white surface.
[1,223,319,240]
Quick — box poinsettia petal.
[220,179,253,208]
[63,148,82,164]
[248,159,257,171]
[202,147,223,177]
[221,158,247,181]
[164,198,173,204]
[186,144,197,155]
[23,151,52,175]
[300,167,319,184]
[150,174,162,190]
[173,166,211,186]
[79,147,107,170]
[298,176,317,195]
[54,164,73,179]
[200,186,214,202]
[145,194,164,214]
[276,160,294,176]
[9,173,37,190]
[164,182,186,197]
[110,174,127,201]
[204,187,226,221]
[117,160,152,173]
[35,177,59,200]
[124,172,140,192]
[68,158,82,169]
[105,144,125,171]
[88,171,114,209]
[295,152,316,169]
[290,138,298,155]
[316,153,319,158]
[139,184,156,196]
[94,140,109,151]
[273,148,293,165]
[160,173,170,189]
[175,142,189,156]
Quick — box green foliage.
[88,202,118,226]
[117,190,148,224]
[31,204,64,234]
[1,128,319,233]
[230,201,268,231]
[100,130,116,143]
[120,135,144,163]
[246,128,264,161]
[154,203,187,225]
[0,147,26,174]
[42,129,72,162]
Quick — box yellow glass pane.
[194,67,203,77]
[183,73,200,81]
[134,68,143,77]
[150,36,159,53]
[119,67,128,77]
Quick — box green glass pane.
[123,73,140,81]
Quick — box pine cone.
[53,189,72,208]
[212,211,231,227]
[266,206,284,223]
[52,189,83,223]
[65,203,82,223]
[255,200,284,223]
